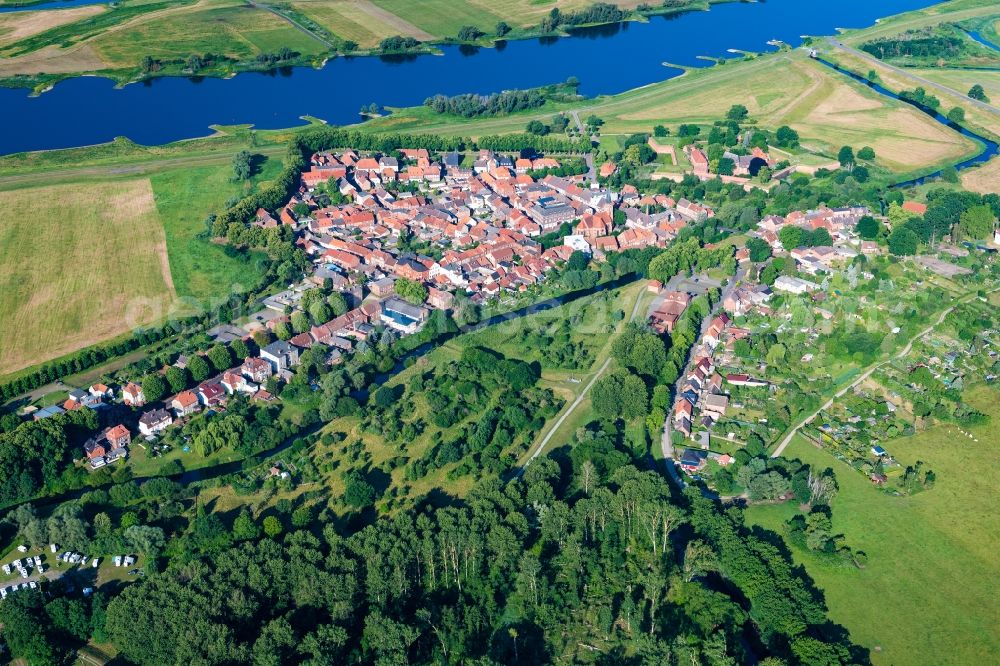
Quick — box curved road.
[826,39,1000,117]
[771,285,999,458]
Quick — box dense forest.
[11,430,861,665]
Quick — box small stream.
[814,57,999,188]
[964,29,1000,53]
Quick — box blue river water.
[964,29,1000,53]
[0,0,108,13]
[0,0,937,154]
[815,57,999,187]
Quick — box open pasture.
[0,179,174,376]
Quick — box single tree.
[187,355,211,382]
[968,84,989,102]
[206,344,233,372]
[140,373,167,403]
[837,145,855,167]
[262,515,282,538]
[165,366,189,393]
[232,150,253,181]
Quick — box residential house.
[83,438,106,462]
[221,371,255,395]
[701,394,729,418]
[171,391,200,418]
[105,424,130,449]
[726,374,768,388]
[197,382,227,407]
[122,383,145,407]
[380,298,429,334]
[138,409,172,437]
[680,448,707,472]
[773,275,820,295]
[261,342,300,373]
[242,357,272,384]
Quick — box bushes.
[378,35,421,52]
[425,89,548,118]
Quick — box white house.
[773,275,820,295]
[138,408,173,437]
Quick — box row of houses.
[671,270,776,452]
[83,348,294,466]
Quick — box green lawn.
[149,162,272,303]
[746,385,1000,666]
[360,50,977,175]
[370,0,504,38]
[127,438,242,478]
[455,285,634,369]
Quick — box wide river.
[0,0,935,155]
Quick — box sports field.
[746,385,1000,666]
[0,179,174,376]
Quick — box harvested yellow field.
[292,0,434,47]
[0,5,104,48]
[595,54,977,171]
[960,155,1000,194]
[0,43,106,76]
[0,179,175,376]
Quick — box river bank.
[0,0,938,154]
[0,0,738,93]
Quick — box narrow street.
[570,110,597,182]
[659,264,749,487]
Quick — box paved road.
[659,265,749,487]
[249,2,338,50]
[826,39,1000,117]
[520,282,648,469]
[770,286,998,458]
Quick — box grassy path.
[519,279,649,470]
[771,284,998,457]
